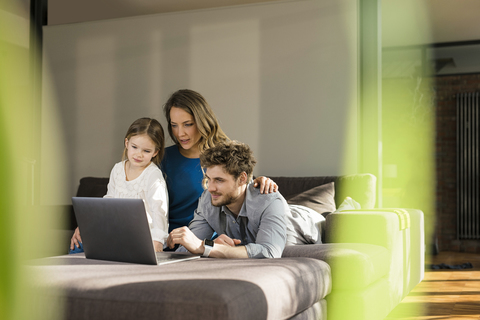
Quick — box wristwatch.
[202,239,214,257]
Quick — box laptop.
[72,197,200,265]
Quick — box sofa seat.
[282,243,389,291]
[283,243,391,320]
[30,253,332,320]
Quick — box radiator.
[457,92,480,239]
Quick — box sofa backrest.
[268,174,377,209]
[76,177,110,197]
[75,174,377,209]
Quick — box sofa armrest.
[402,208,425,292]
[325,208,425,304]
[325,210,401,251]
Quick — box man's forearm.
[208,243,249,259]
[171,232,248,258]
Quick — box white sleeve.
[103,164,117,198]
[144,169,169,244]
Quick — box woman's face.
[170,107,202,158]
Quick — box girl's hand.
[70,227,82,250]
[153,241,164,252]
[214,234,241,247]
[253,176,278,194]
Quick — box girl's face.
[170,107,202,158]
[124,134,158,169]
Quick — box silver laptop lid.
[72,197,158,265]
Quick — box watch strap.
[202,239,214,257]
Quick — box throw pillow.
[287,182,336,216]
[286,204,325,245]
[335,196,361,211]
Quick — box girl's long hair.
[122,117,165,166]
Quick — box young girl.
[70,117,169,253]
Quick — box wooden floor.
[385,252,480,320]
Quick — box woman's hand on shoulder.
[253,176,278,194]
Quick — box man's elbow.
[247,244,284,259]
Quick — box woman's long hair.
[163,89,229,153]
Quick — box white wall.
[43,0,358,203]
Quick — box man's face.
[205,165,243,208]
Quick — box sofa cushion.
[286,182,336,216]
[282,243,389,290]
[269,173,376,209]
[30,254,332,320]
[334,174,376,209]
[289,300,326,320]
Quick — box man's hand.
[214,234,241,247]
[153,241,164,252]
[70,227,82,250]
[253,176,278,194]
[167,227,203,254]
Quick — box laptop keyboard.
[155,254,178,264]
[154,252,200,265]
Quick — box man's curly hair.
[200,140,257,186]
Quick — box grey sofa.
[32,174,424,320]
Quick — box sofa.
[32,174,425,320]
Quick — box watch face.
[204,239,214,247]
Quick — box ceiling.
[46,0,480,46]
[47,0,284,26]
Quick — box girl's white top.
[104,161,169,244]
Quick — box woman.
[161,89,277,232]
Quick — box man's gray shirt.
[178,183,288,258]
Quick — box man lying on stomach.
[167,141,288,258]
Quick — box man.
[167,141,288,258]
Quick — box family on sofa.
[32,88,425,320]
[69,89,329,259]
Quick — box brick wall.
[435,73,480,253]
